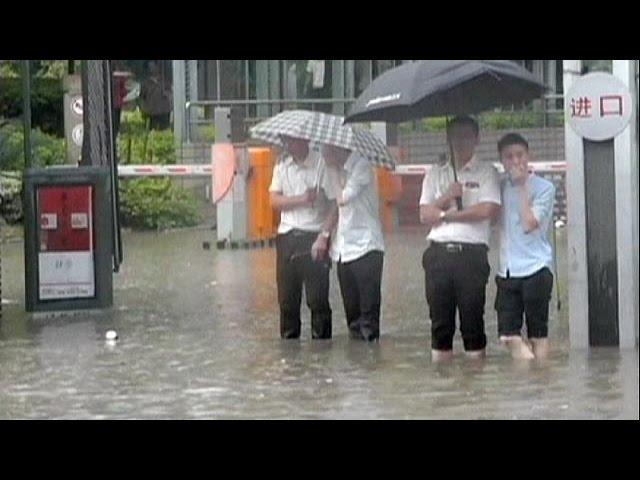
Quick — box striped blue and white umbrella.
[250,110,395,170]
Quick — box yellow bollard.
[376,167,403,233]
[247,147,279,240]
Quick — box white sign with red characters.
[566,72,633,141]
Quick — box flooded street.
[0,227,637,419]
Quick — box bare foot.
[530,338,549,359]
[465,349,486,360]
[432,349,454,362]
[500,335,535,360]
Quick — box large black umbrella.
[344,60,546,209]
[344,60,547,123]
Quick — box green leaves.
[118,109,176,165]
[0,120,66,171]
[119,178,201,231]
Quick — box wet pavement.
[0,227,638,419]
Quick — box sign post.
[63,74,83,164]
[564,63,638,348]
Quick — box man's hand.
[445,182,463,201]
[311,234,329,261]
[302,188,318,207]
[420,206,445,228]
[508,163,528,185]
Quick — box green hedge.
[118,109,176,165]
[0,77,64,136]
[398,111,565,134]
[0,120,66,171]
[117,110,202,230]
[119,177,201,230]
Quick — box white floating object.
[105,330,118,341]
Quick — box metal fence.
[184,98,358,144]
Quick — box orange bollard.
[247,147,279,240]
[376,167,403,233]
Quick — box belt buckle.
[445,243,463,253]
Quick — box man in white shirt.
[321,143,385,342]
[269,135,337,340]
[419,116,501,360]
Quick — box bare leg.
[530,338,549,359]
[432,349,454,362]
[500,335,535,360]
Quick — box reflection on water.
[0,228,637,419]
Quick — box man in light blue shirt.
[495,133,555,359]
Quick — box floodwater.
[0,227,637,419]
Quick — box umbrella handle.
[445,117,463,211]
[447,142,463,211]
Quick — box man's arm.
[518,184,539,233]
[270,190,315,212]
[443,202,500,223]
[419,174,463,229]
[311,201,338,261]
[443,164,502,224]
[521,180,555,234]
[332,159,372,207]
[420,205,445,230]
[322,201,339,232]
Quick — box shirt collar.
[285,153,314,169]
[460,155,478,172]
[344,152,359,172]
[506,171,535,187]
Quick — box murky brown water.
[0,227,637,419]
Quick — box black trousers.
[276,230,332,339]
[337,251,384,341]
[422,242,490,351]
[495,267,554,338]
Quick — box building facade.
[171,60,564,144]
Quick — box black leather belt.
[431,242,488,253]
[283,229,318,237]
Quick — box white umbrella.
[250,110,396,171]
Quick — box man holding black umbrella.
[419,116,501,361]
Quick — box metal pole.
[22,60,32,169]
[245,60,249,118]
[104,60,123,271]
[552,219,561,310]
[216,60,221,101]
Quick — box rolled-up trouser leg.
[350,251,384,341]
[337,260,363,338]
[276,233,302,339]
[303,256,332,339]
[423,247,457,350]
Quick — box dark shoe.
[360,325,379,342]
[349,328,365,340]
[312,332,332,340]
[281,331,301,340]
